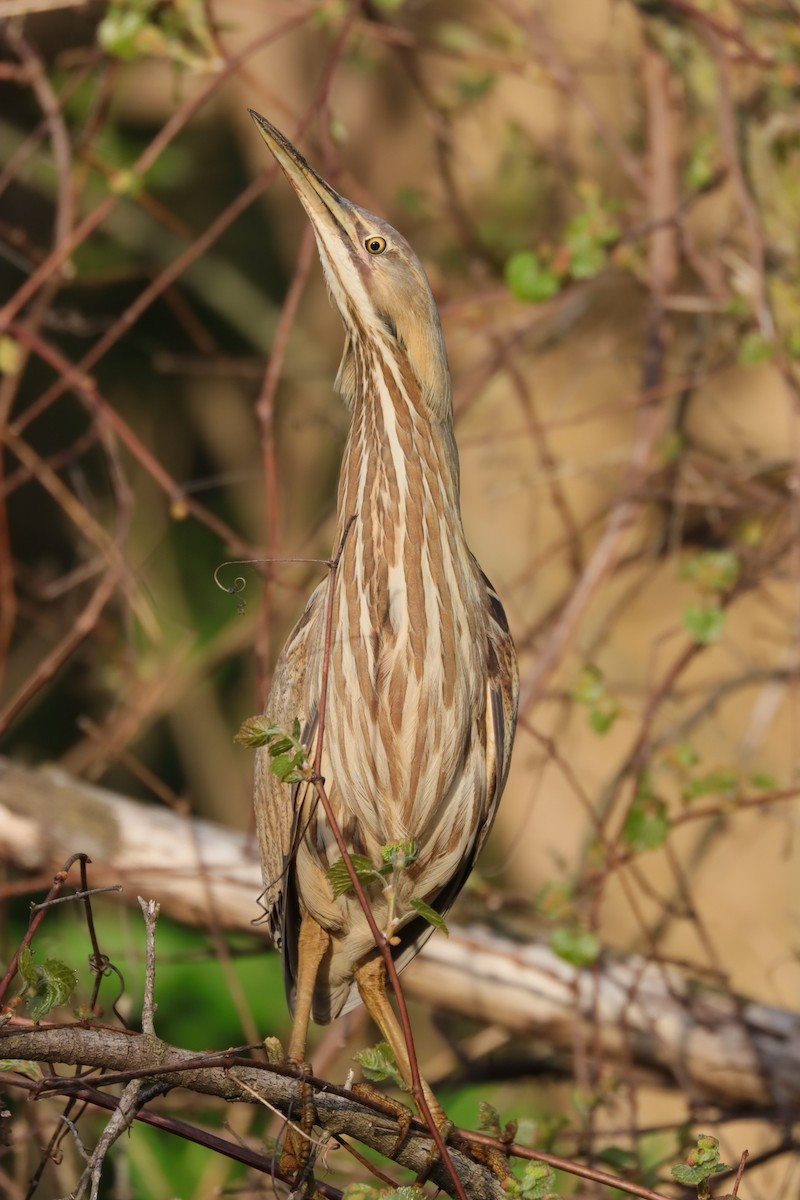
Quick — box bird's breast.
[321,522,486,850]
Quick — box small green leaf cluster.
[680,548,739,645]
[549,925,601,967]
[352,1042,407,1090]
[682,604,724,645]
[342,1187,424,1200]
[17,945,77,1022]
[504,1161,560,1200]
[505,182,620,304]
[670,1133,729,1196]
[534,883,601,967]
[737,330,774,366]
[325,840,448,939]
[325,840,419,899]
[622,781,670,853]
[573,663,620,735]
[98,0,218,70]
[326,854,382,900]
[680,549,740,593]
[234,717,310,783]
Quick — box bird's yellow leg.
[281,914,330,1186]
[287,913,330,1064]
[354,954,447,1131]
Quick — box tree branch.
[1,757,797,1114]
[0,1023,503,1200]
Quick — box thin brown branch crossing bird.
[250,111,519,1125]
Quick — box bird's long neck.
[335,336,463,566]
[332,334,478,694]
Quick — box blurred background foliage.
[1,0,799,1196]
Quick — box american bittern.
[250,112,518,1124]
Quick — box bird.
[249,111,519,1127]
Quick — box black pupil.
[370,239,381,251]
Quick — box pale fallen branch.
[1,757,797,1112]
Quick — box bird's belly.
[322,616,485,854]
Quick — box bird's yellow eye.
[365,236,387,255]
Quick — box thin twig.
[137,897,160,1036]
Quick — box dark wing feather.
[253,580,326,955]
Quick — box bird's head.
[250,111,451,422]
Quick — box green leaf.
[750,770,777,789]
[671,1133,729,1188]
[98,6,151,61]
[573,663,605,706]
[534,881,574,920]
[622,791,670,852]
[270,752,306,783]
[549,926,601,967]
[17,949,77,1022]
[341,1187,381,1200]
[410,896,449,935]
[564,226,607,278]
[457,71,495,101]
[235,719,308,782]
[680,549,740,592]
[684,133,718,190]
[17,945,37,988]
[233,716,275,748]
[675,741,699,769]
[738,330,774,365]
[685,771,738,800]
[381,839,418,869]
[588,705,618,735]
[326,854,378,899]
[518,1161,559,1200]
[505,252,560,303]
[682,603,724,645]
[0,1059,43,1081]
[477,1101,502,1136]
[353,1042,406,1089]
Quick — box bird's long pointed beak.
[248,109,353,239]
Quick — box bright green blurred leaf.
[588,705,619,735]
[622,791,670,852]
[738,330,774,365]
[685,771,738,799]
[682,603,725,644]
[681,549,740,592]
[550,926,601,967]
[505,251,561,303]
[573,664,605,706]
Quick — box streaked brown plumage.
[250,112,518,1119]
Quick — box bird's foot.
[279,1060,318,1192]
[465,1139,514,1184]
[351,1082,414,1156]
